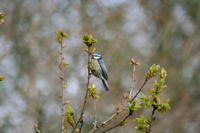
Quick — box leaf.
[164,98,170,103]
[122,120,128,126]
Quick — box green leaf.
[81,34,98,47]
[148,88,155,94]
[65,106,75,127]
[91,83,96,89]
[147,64,160,77]
[129,100,141,111]
[159,68,167,79]
[134,115,149,133]
[88,83,100,99]
[91,47,96,53]
[164,98,170,103]
[82,48,88,52]
[122,120,128,126]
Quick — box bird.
[91,52,109,91]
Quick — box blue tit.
[91,52,109,91]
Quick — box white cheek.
[93,56,99,59]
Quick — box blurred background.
[0,0,200,133]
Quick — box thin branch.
[102,112,132,133]
[60,44,65,133]
[93,96,97,128]
[90,78,148,133]
[129,64,136,99]
[148,106,156,133]
[101,61,139,133]
[73,46,91,132]
[34,122,41,133]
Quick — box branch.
[60,44,65,133]
[101,60,140,132]
[129,63,136,99]
[73,46,92,132]
[34,121,41,133]
[93,96,97,128]
[90,78,148,133]
[102,112,132,133]
[147,105,156,133]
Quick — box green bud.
[0,75,5,81]
[60,76,63,80]
[56,28,68,44]
[159,68,167,79]
[63,61,69,67]
[81,34,98,47]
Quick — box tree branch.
[73,46,91,132]
[147,106,156,133]
[93,96,97,128]
[60,44,65,133]
[35,121,41,133]
[129,64,136,99]
[102,112,132,133]
[90,78,148,133]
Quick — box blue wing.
[98,59,108,80]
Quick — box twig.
[34,121,41,133]
[93,96,97,127]
[90,78,148,133]
[129,64,136,99]
[147,106,156,133]
[102,112,132,133]
[60,43,65,133]
[73,46,92,132]
[102,61,139,133]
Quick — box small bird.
[91,52,109,91]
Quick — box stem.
[93,96,97,129]
[129,64,136,99]
[60,44,65,133]
[102,113,131,133]
[35,122,41,133]
[73,46,91,132]
[148,106,156,133]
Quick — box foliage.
[80,34,98,47]
[121,119,128,126]
[129,100,141,111]
[56,28,68,44]
[64,106,75,128]
[134,65,171,132]
[147,64,160,79]
[88,83,100,99]
[134,115,150,133]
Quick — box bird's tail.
[102,79,109,91]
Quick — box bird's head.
[92,52,102,60]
